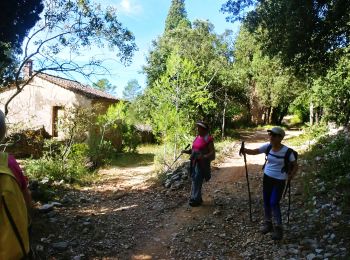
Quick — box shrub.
[88,140,115,167]
[122,124,141,152]
[25,141,92,183]
[302,130,350,210]
[3,127,51,158]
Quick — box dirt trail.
[130,130,287,259]
[31,130,301,259]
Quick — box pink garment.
[192,135,214,152]
[8,155,28,190]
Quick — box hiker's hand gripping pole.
[240,141,253,222]
[168,144,191,171]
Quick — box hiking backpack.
[262,144,298,174]
[0,152,30,260]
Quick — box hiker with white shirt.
[240,127,298,240]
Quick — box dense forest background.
[1,0,349,158]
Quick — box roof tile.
[37,72,118,101]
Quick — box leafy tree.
[98,102,140,152]
[141,52,215,158]
[143,0,191,87]
[143,21,243,135]
[142,2,251,145]
[58,106,96,159]
[164,0,191,32]
[4,0,137,115]
[122,79,142,101]
[221,0,350,76]
[312,51,350,126]
[93,78,116,94]
[0,0,43,85]
[234,26,304,124]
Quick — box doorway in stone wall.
[52,106,64,138]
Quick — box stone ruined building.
[0,60,121,148]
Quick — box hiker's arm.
[288,161,298,181]
[181,149,192,154]
[203,142,215,160]
[243,148,260,155]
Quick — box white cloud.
[118,0,142,15]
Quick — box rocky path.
[31,130,349,259]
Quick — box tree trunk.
[271,107,282,125]
[315,107,319,125]
[310,102,314,125]
[267,107,272,124]
[262,109,267,124]
[278,105,289,125]
[221,92,227,139]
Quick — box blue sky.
[33,0,241,98]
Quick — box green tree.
[143,18,247,137]
[312,51,350,126]
[93,78,116,94]
[234,26,304,124]
[144,0,191,86]
[222,0,350,76]
[98,102,140,152]
[4,0,137,115]
[141,52,214,158]
[122,79,142,101]
[164,0,191,32]
[142,1,250,142]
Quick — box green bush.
[69,142,89,159]
[89,140,115,167]
[122,124,141,152]
[25,141,92,183]
[25,153,89,183]
[302,131,350,210]
[289,114,303,125]
[304,123,328,139]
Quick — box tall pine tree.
[164,0,190,32]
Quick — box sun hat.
[267,126,285,138]
[196,121,209,130]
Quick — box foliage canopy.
[222,0,350,75]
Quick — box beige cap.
[267,126,285,138]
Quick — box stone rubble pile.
[164,161,190,189]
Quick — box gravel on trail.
[30,130,349,259]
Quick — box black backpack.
[262,144,298,174]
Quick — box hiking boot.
[271,225,283,240]
[260,221,273,234]
[189,199,202,207]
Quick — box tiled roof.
[36,72,118,101]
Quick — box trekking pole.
[166,144,190,172]
[283,180,291,223]
[239,141,252,222]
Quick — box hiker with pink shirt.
[182,121,215,207]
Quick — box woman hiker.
[240,127,298,240]
[182,121,215,207]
